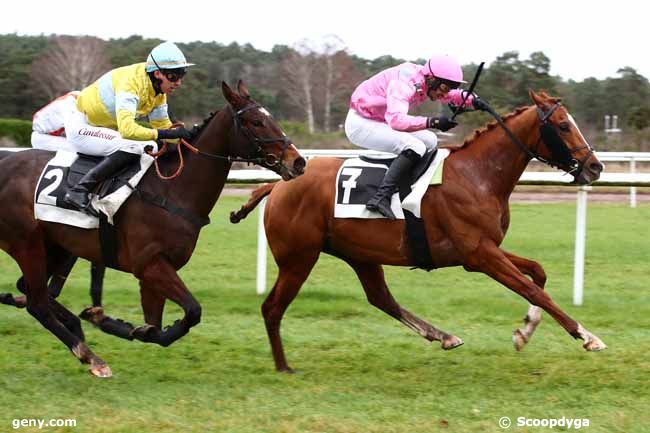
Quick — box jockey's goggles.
[162,68,187,82]
[427,77,461,93]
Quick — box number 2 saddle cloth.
[34,151,154,229]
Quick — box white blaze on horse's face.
[258,106,288,137]
[568,114,604,170]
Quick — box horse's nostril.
[294,157,306,174]
[590,162,604,173]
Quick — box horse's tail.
[230,182,276,224]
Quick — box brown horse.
[0,81,305,377]
[231,90,606,372]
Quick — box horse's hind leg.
[0,280,27,308]
[90,263,105,307]
[11,235,111,377]
[262,253,320,372]
[47,253,78,299]
[503,251,544,351]
[79,262,106,326]
[1,248,76,309]
[347,259,462,350]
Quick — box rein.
[146,104,291,179]
[482,102,594,177]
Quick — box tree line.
[1,33,648,150]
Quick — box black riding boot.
[64,151,140,215]
[366,149,421,220]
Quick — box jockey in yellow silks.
[58,41,195,214]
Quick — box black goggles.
[162,68,187,82]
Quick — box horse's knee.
[530,263,547,287]
[185,304,201,327]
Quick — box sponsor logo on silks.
[78,128,117,140]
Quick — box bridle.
[484,102,595,177]
[226,103,291,169]
[147,103,292,179]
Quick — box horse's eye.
[252,120,264,127]
[558,122,570,132]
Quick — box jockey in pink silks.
[345,54,490,219]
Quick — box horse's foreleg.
[139,282,165,328]
[262,253,319,373]
[78,270,163,342]
[468,240,606,351]
[503,251,544,351]
[130,258,201,347]
[349,260,462,350]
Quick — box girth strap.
[132,188,210,229]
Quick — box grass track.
[1,197,648,432]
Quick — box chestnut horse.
[231,91,606,372]
[0,81,305,377]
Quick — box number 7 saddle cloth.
[334,148,449,220]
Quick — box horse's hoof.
[441,335,464,350]
[79,306,105,325]
[512,329,528,351]
[89,364,112,378]
[583,336,607,352]
[229,211,242,224]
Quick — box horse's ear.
[222,81,242,106]
[237,80,251,99]
[529,89,544,106]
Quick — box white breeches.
[63,110,157,156]
[344,109,438,156]
[32,102,157,156]
[31,132,77,152]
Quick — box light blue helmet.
[145,41,195,72]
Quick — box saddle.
[66,154,141,198]
[359,148,438,188]
[357,149,439,270]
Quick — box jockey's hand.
[472,96,490,112]
[427,116,458,132]
[157,127,192,141]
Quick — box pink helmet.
[425,54,466,84]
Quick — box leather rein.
[483,102,595,178]
[146,103,291,180]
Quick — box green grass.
[1,198,649,433]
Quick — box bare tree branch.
[31,36,112,100]
[281,41,318,133]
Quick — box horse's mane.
[460,105,530,149]
[157,111,219,161]
[192,110,220,139]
